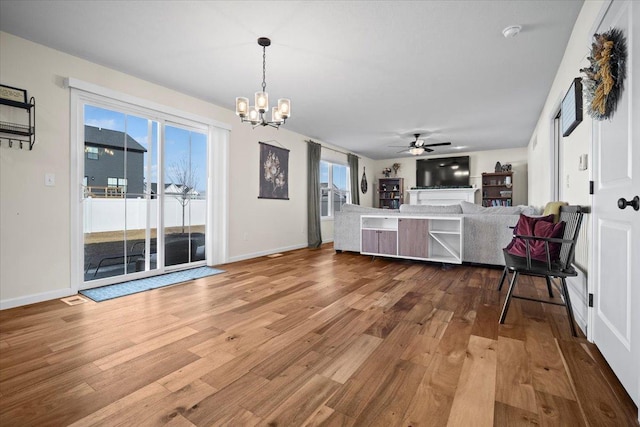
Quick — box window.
[320,160,350,218]
[86,146,98,160]
[107,177,127,192]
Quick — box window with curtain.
[320,160,350,218]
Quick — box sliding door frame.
[68,78,230,293]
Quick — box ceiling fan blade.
[389,145,409,148]
[397,149,409,153]
[424,148,434,153]
[422,142,452,147]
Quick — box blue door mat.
[80,266,225,302]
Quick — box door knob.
[617,196,640,211]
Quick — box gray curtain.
[307,140,322,248]
[347,153,360,205]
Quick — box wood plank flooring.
[1,244,637,426]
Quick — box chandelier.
[235,37,290,128]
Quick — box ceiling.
[0,1,584,160]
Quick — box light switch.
[45,173,55,187]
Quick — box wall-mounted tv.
[415,156,471,188]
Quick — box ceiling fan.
[391,133,452,155]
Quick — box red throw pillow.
[506,214,555,259]
[530,220,566,261]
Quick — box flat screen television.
[415,156,471,188]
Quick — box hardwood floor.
[1,244,637,426]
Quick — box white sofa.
[333,201,539,266]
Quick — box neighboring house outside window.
[86,146,99,160]
[84,125,146,197]
[320,160,350,218]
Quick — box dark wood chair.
[498,205,585,336]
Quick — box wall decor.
[0,84,27,103]
[561,77,583,136]
[258,142,289,200]
[360,167,368,194]
[580,28,627,120]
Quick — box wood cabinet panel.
[398,218,429,258]
[361,229,379,253]
[377,230,398,255]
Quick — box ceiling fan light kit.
[236,37,291,129]
[397,133,451,156]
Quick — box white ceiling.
[0,0,584,160]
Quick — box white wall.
[372,147,529,206]
[0,32,374,306]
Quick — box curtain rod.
[305,139,360,158]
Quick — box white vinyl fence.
[83,197,206,233]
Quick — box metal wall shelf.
[0,96,36,150]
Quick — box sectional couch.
[333,201,539,266]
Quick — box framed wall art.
[561,77,583,137]
[258,141,289,200]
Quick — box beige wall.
[527,0,605,270]
[372,147,529,207]
[0,32,374,306]
[526,1,607,331]
[528,1,604,209]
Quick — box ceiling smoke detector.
[502,25,522,38]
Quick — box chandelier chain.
[262,45,267,92]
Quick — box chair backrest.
[558,205,584,270]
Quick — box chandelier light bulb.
[255,91,269,113]
[278,99,290,118]
[236,97,249,117]
[248,107,260,125]
[272,108,283,124]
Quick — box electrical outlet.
[45,173,55,186]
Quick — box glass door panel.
[163,124,207,267]
[83,105,158,283]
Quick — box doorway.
[590,0,639,410]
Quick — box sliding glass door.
[163,124,207,268]
[81,104,208,287]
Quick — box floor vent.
[60,295,90,306]
[267,253,284,258]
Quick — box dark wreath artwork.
[580,28,627,120]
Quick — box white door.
[591,0,640,411]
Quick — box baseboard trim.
[227,243,308,263]
[1,287,75,310]
[566,267,588,335]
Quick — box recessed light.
[502,25,522,38]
